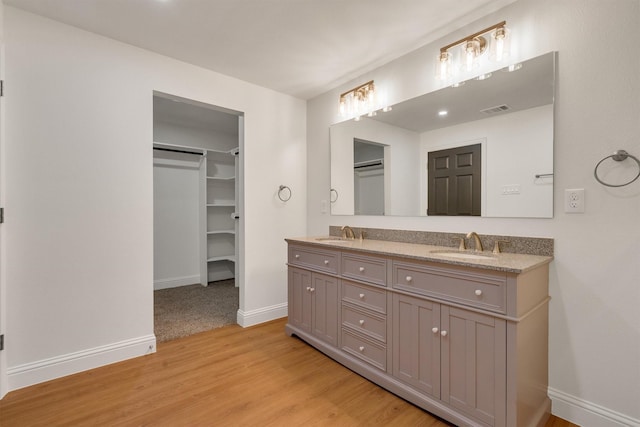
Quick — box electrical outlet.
[564,188,585,213]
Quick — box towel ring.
[594,150,640,187]
[278,185,292,202]
[330,188,339,203]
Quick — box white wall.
[153,157,201,289]
[154,120,238,152]
[307,0,640,425]
[4,6,306,390]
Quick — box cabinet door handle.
[309,287,315,292]
[432,327,439,334]
[294,254,300,259]
[358,346,365,352]
[359,319,365,326]
[475,289,483,296]
[306,286,311,291]
[405,276,413,282]
[324,260,329,265]
[359,266,365,272]
[359,293,365,299]
[440,330,448,337]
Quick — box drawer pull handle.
[432,327,439,334]
[475,289,483,296]
[295,254,300,259]
[359,266,365,272]
[359,293,365,299]
[359,319,365,326]
[359,346,365,352]
[324,260,329,265]
[441,330,448,337]
[406,276,413,282]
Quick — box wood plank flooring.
[0,318,577,426]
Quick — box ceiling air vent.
[480,104,511,115]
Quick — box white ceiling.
[6,0,517,99]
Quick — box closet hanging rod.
[153,147,203,156]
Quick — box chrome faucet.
[341,225,356,240]
[466,231,484,252]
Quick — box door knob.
[440,330,448,337]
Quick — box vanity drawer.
[393,261,507,314]
[342,280,386,314]
[341,252,387,287]
[341,328,386,371]
[288,245,339,274]
[342,304,387,343]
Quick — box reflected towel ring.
[594,150,640,187]
[278,185,292,202]
[330,188,339,203]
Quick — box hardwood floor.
[0,318,577,426]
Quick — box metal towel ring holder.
[330,188,339,203]
[278,185,292,202]
[594,150,640,187]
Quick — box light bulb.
[490,26,510,63]
[436,51,451,81]
[464,40,478,72]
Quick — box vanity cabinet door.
[440,305,506,427]
[288,267,339,347]
[310,273,339,347]
[392,294,441,398]
[288,267,312,334]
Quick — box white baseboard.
[237,303,287,327]
[7,334,156,392]
[153,275,201,290]
[549,387,640,427]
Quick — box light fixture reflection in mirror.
[329,52,556,219]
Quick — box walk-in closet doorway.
[152,92,243,343]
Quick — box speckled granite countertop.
[286,237,553,274]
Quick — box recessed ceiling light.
[438,110,448,117]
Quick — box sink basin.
[431,250,495,260]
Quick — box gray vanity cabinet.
[440,305,506,427]
[288,245,340,347]
[393,294,505,426]
[286,240,550,427]
[392,294,441,397]
[288,267,339,346]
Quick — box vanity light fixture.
[339,80,376,119]
[436,21,511,82]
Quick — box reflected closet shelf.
[207,255,236,263]
[207,202,235,207]
[207,176,235,181]
[207,230,235,235]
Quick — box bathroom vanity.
[285,235,552,427]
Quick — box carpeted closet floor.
[154,279,239,343]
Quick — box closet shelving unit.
[203,147,239,283]
[153,141,238,286]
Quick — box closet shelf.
[206,176,235,181]
[207,202,235,207]
[207,147,239,156]
[207,230,235,235]
[207,255,236,263]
